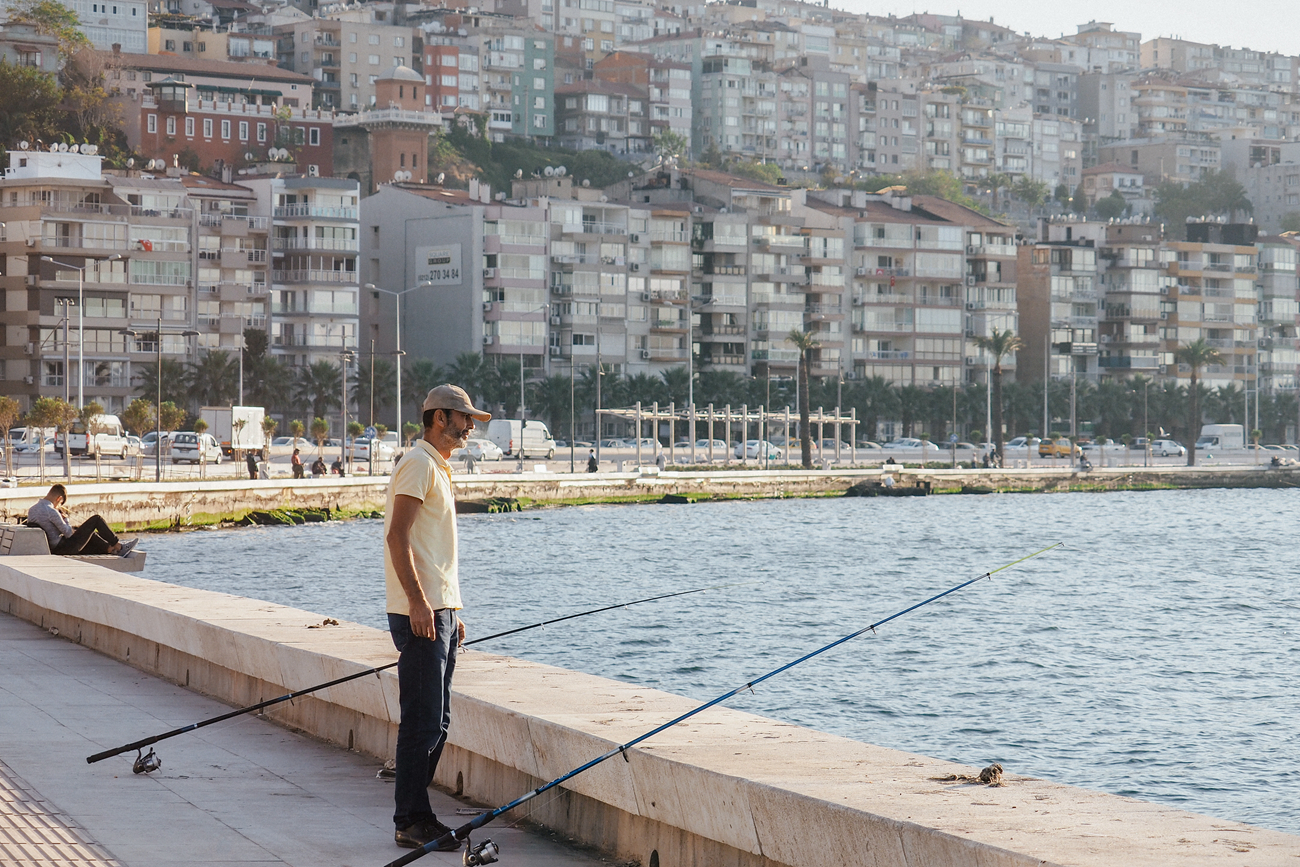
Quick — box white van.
[485,419,557,459]
[7,427,54,449]
[59,414,128,458]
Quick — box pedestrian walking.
[586,448,598,473]
[245,451,257,480]
[384,385,490,852]
[291,449,305,479]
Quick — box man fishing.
[384,384,490,851]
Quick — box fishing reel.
[132,748,162,774]
[463,837,499,866]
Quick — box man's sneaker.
[394,818,459,851]
[117,539,139,558]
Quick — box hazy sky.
[836,1,1300,56]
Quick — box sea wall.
[1,558,1296,866]
[1,463,1297,531]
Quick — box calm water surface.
[141,489,1300,834]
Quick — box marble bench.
[0,524,146,572]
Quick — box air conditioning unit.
[483,301,493,312]
[965,356,977,365]
[549,345,562,356]
[1158,364,1168,373]
[307,164,320,177]
[483,267,496,279]
[483,335,495,345]
[966,245,978,254]
[964,327,975,337]
[1159,286,1168,294]
[1100,334,1112,342]
[965,275,976,286]
[629,233,640,243]
[855,266,867,276]
[640,349,651,359]
[965,301,975,310]
[641,291,652,301]
[1159,312,1168,319]
[549,314,561,325]
[630,263,640,271]
[23,375,34,384]
[24,342,34,355]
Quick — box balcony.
[273,205,358,220]
[751,348,800,362]
[272,237,359,253]
[558,221,627,236]
[272,270,358,284]
[707,265,746,276]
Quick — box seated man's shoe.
[395,818,459,851]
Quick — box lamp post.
[686,295,715,463]
[120,319,199,483]
[518,304,549,419]
[43,253,123,409]
[365,282,429,444]
[340,348,355,472]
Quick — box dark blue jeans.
[388,609,458,829]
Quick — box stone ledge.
[0,557,1295,866]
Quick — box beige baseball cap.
[421,384,491,421]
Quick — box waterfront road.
[0,611,613,867]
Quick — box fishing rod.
[383,543,1062,867]
[86,580,760,768]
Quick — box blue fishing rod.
[383,542,1062,867]
[87,579,760,768]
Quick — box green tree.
[1012,176,1049,208]
[28,396,77,480]
[727,159,782,185]
[1280,212,1300,233]
[351,357,396,426]
[0,395,20,476]
[986,172,1012,211]
[653,128,689,164]
[0,60,61,145]
[846,375,898,444]
[447,352,490,407]
[402,421,420,447]
[122,398,154,436]
[310,416,330,456]
[293,361,342,421]
[402,359,445,414]
[189,349,239,408]
[787,329,820,468]
[1054,183,1071,207]
[289,418,305,448]
[529,374,572,439]
[6,0,89,57]
[1174,338,1224,466]
[136,357,189,406]
[158,400,185,433]
[1154,170,1253,229]
[973,328,1024,463]
[261,415,278,443]
[1094,190,1128,221]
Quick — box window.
[533,76,545,90]
[369,34,379,44]
[166,116,176,135]
[533,113,547,128]
[147,114,157,133]
[220,119,230,139]
[352,73,359,86]
[203,118,213,137]
[309,127,320,146]
[368,54,379,65]
[393,35,404,47]
[257,122,266,142]
[441,74,457,86]
[349,52,357,63]
[534,96,544,108]
[239,121,248,140]
[185,117,195,136]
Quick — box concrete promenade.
[0,609,612,867]
[3,555,1299,866]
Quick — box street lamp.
[43,255,122,407]
[120,319,199,482]
[340,348,355,472]
[364,281,430,444]
[686,295,715,463]
[519,303,550,419]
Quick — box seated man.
[311,456,327,477]
[27,484,137,557]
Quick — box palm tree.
[897,384,927,438]
[787,329,820,468]
[136,357,190,406]
[659,366,690,406]
[1175,338,1224,466]
[987,172,1012,212]
[847,375,898,444]
[188,349,239,408]
[403,359,444,410]
[244,355,296,416]
[350,357,397,426]
[446,352,490,405]
[973,327,1025,464]
[293,361,342,421]
[530,374,572,438]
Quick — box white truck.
[58,414,127,457]
[485,419,557,459]
[1196,423,1245,450]
[200,406,266,456]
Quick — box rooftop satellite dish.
[127,157,135,167]
[599,194,608,202]
[543,166,555,177]
[70,144,80,153]
[58,143,68,152]
[436,172,445,184]
[19,140,29,150]
[556,166,566,176]
[514,168,523,178]
[245,152,254,161]
[86,144,97,155]
[582,179,590,187]
[49,144,59,152]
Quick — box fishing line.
[381,543,1063,867]
[86,579,763,767]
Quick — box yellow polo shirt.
[383,439,462,614]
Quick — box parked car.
[1039,439,1080,458]
[272,436,303,447]
[171,432,222,464]
[1005,436,1041,450]
[857,440,883,450]
[691,439,730,454]
[349,437,395,461]
[123,435,142,457]
[141,431,176,457]
[1150,439,1186,457]
[572,441,593,449]
[818,439,853,451]
[598,439,625,450]
[451,438,503,462]
[13,436,54,454]
[883,437,924,449]
[736,440,783,460]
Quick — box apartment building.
[1255,236,1300,396]
[1066,21,1141,72]
[245,176,361,366]
[1079,163,1150,214]
[274,13,418,112]
[1078,70,1137,164]
[63,0,148,53]
[592,51,692,152]
[1017,222,1101,384]
[1099,136,1220,186]
[149,22,278,63]
[556,79,651,155]
[0,147,272,413]
[1094,221,1168,379]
